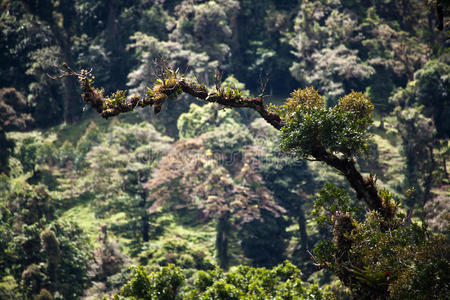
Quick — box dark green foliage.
[21,264,47,298]
[312,183,364,226]
[365,66,395,127]
[17,136,41,174]
[239,211,289,267]
[251,118,318,270]
[40,229,60,286]
[45,221,92,299]
[396,107,436,209]
[0,88,32,174]
[392,58,450,138]
[0,167,92,299]
[0,202,14,278]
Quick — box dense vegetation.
[1,0,449,299]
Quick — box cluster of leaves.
[278,87,374,159]
[121,265,184,300]
[177,103,242,139]
[119,261,330,300]
[137,237,215,272]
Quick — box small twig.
[153,56,170,84]
[258,71,270,97]
[214,68,223,92]
[47,63,90,80]
[306,249,325,268]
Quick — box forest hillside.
[1,1,449,299]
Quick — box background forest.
[0,0,449,299]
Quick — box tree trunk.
[216,212,230,270]
[379,113,385,130]
[21,1,82,123]
[312,146,387,218]
[421,145,435,219]
[140,191,149,242]
[142,212,149,242]
[105,0,127,91]
[443,156,449,179]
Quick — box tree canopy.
[1,0,449,299]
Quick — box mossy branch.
[56,64,282,130]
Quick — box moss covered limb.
[64,66,282,130]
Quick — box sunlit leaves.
[280,88,374,159]
[177,103,241,139]
[121,265,185,300]
[121,262,328,300]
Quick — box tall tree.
[84,121,172,245]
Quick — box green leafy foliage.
[392,58,450,138]
[312,183,450,299]
[280,88,374,159]
[121,265,185,300]
[395,107,437,208]
[312,183,364,226]
[120,261,329,300]
[0,173,92,299]
[177,103,242,139]
[0,88,32,174]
